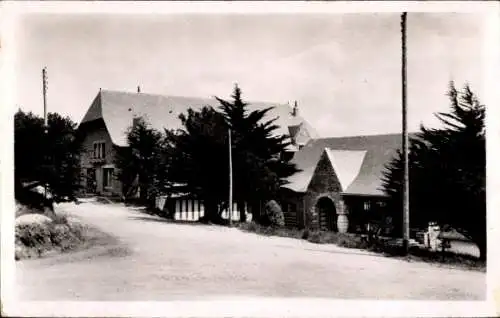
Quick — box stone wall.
[304,151,349,232]
[279,189,306,228]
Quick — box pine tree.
[382,83,486,260]
[166,107,229,223]
[216,84,299,222]
[166,85,299,224]
[115,117,165,206]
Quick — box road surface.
[16,200,485,300]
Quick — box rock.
[15,213,53,226]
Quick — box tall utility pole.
[42,67,48,132]
[42,67,49,201]
[401,12,410,255]
[228,128,233,226]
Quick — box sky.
[14,12,486,137]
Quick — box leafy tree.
[15,111,45,183]
[14,110,82,202]
[166,107,229,223]
[382,83,486,260]
[114,117,167,206]
[216,84,299,222]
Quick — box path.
[16,200,485,300]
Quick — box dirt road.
[15,200,485,300]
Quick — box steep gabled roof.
[284,133,409,196]
[80,89,319,147]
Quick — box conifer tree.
[382,83,486,260]
[166,107,229,223]
[216,84,298,222]
[115,117,166,206]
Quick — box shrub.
[263,200,285,228]
[240,221,259,232]
[306,230,323,243]
[15,222,52,248]
[303,230,370,249]
[49,223,85,251]
[15,213,86,260]
[337,234,370,249]
[52,213,70,225]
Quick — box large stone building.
[77,88,318,197]
[78,88,405,232]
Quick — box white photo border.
[1,1,499,317]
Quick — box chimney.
[137,85,141,93]
[292,100,298,116]
[132,116,139,127]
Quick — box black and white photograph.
[1,1,498,317]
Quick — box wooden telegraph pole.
[42,67,49,200]
[43,67,48,132]
[401,12,410,255]
[228,128,233,226]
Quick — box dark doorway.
[86,168,97,193]
[316,197,337,231]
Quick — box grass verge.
[238,222,485,272]
[15,212,116,261]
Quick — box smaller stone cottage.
[280,134,404,233]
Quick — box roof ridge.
[84,88,317,149]
[99,89,212,101]
[314,132,419,140]
[99,89,293,108]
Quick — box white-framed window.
[93,141,106,159]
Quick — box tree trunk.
[254,200,267,225]
[139,184,148,203]
[248,200,259,223]
[203,199,222,224]
[238,200,246,223]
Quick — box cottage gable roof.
[284,133,408,196]
[80,90,319,147]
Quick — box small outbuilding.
[280,133,404,233]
